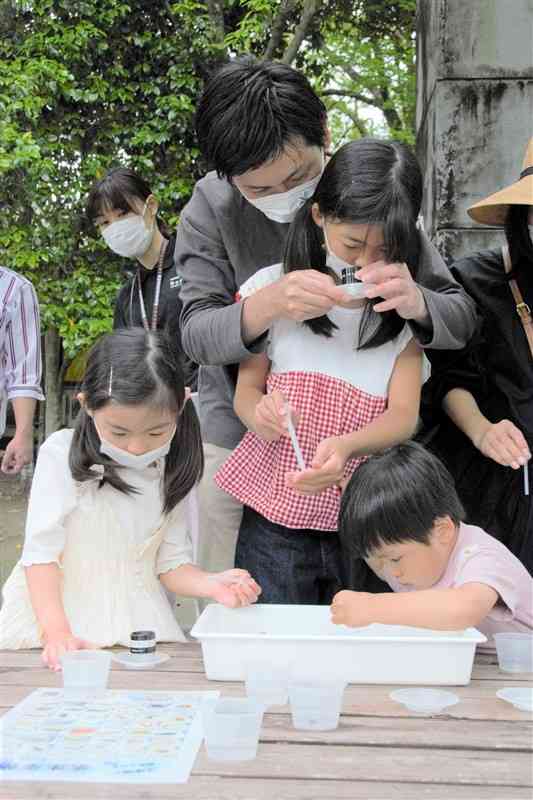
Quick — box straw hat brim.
[468,175,533,226]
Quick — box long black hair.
[284,138,422,349]
[69,329,203,514]
[86,167,172,238]
[505,204,533,284]
[338,441,465,561]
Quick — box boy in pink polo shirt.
[332,441,533,641]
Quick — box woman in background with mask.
[86,168,197,390]
[0,329,260,667]
[421,137,533,573]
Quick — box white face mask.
[323,225,353,277]
[102,202,154,258]
[96,426,176,471]
[244,156,324,224]
[323,225,369,300]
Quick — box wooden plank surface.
[1,778,531,800]
[1,670,531,721]
[0,643,531,799]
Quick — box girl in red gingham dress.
[215,140,425,605]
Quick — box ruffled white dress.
[0,429,197,649]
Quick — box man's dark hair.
[195,56,327,179]
[339,441,465,561]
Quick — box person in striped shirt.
[0,267,44,474]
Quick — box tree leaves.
[1,0,416,364]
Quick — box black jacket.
[113,233,198,390]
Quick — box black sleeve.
[421,325,487,428]
[113,284,130,330]
[419,258,489,429]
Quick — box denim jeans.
[235,505,346,605]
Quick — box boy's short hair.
[339,441,465,560]
[195,56,328,179]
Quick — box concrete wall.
[416,0,533,263]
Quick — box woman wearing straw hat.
[420,137,533,573]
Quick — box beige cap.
[468,137,533,226]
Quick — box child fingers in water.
[42,632,98,672]
[206,569,262,607]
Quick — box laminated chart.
[0,688,219,784]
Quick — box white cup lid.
[390,688,459,714]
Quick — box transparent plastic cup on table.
[494,633,533,673]
[244,659,289,707]
[60,650,112,693]
[288,680,346,731]
[203,698,265,761]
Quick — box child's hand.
[42,631,98,672]
[331,590,375,628]
[206,569,262,608]
[287,436,350,494]
[254,390,299,441]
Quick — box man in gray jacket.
[175,56,477,580]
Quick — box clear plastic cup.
[494,633,533,673]
[288,680,346,731]
[244,660,288,707]
[203,698,265,761]
[61,650,112,692]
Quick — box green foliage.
[0,0,416,366]
[305,0,417,145]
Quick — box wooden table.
[1,643,532,799]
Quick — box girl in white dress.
[0,329,260,669]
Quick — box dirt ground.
[0,471,29,591]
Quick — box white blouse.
[21,428,193,575]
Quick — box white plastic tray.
[191,604,486,685]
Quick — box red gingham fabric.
[215,371,386,531]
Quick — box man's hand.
[358,261,429,323]
[1,433,33,474]
[274,270,351,322]
[330,590,375,628]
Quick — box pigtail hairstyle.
[284,138,423,349]
[69,329,203,515]
[283,199,337,337]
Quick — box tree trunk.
[44,327,63,439]
[281,0,321,65]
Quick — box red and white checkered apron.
[215,371,386,531]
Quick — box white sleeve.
[237,263,283,299]
[21,429,78,567]
[395,323,414,357]
[156,490,196,575]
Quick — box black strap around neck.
[519,165,533,179]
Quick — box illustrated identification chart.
[0,687,219,783]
